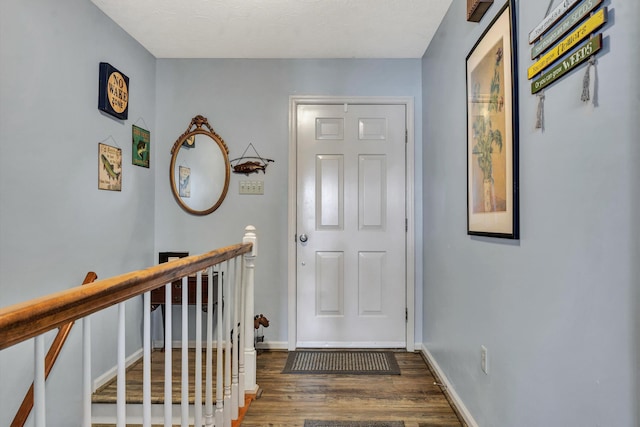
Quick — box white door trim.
[287,96,415,351]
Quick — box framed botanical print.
[466,0,519,239]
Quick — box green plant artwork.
[470,40,507,213]
[472,115,502,183]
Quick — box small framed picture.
[159,252,189,264]
[98,62,129,120]
[179,166,191,198]
[132,125,150,168]
[98,143,122,191]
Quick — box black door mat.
[282,350,401,375]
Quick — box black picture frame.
[466,0,519,239]
[158,252,188,264]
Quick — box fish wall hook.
[230,143,274,175]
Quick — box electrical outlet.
[481,345,489,375]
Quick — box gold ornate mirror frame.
[169,115,230,216]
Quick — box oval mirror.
[170,115,230,215]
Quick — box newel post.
[242,225,259,394]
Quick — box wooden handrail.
[11,272,98,427]
[0,243,252,351]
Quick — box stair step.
[92,349,220,405]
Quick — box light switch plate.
[239,180,264,195]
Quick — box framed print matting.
[466,1,519,239]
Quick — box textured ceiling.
[90,0,453,59]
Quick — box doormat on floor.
[304,421,404,427]
[282,351,400,375]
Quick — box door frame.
[287,96,415,351]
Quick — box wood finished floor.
[92,349,463,427]
[243,350,463,427]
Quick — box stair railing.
[0,225,258,427]
[10,272,98,427]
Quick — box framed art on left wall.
[98,62,129,120]
[98,143,122,191]
[132,125,150,168]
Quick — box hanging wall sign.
[531,34,602,94]
[527,7,607,79]
[98,62,129,120]
[132,125,150,168]
[528,0,581,44]
[98,143,122,191]
[531,0,603,59]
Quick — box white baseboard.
[420,344,479,427]
[152,339,287,349]
[260,341,421,351]
[93,348,143,392]
[256,340,288,350]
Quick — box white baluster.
[195,271,203,427]
[224,261,232,427]
[181,276,189,427]
[34,335,45,427]
[165,282,173,427]
[205,268,214,427]
[117,302,126,427]
[215,265,224,426]
[238,257,246,406]
[243,225,258,394]
[231,257,240,418]
[83,315,92,427]
[143,292,151,427]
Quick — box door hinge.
[405,218,408,232]
[405,308,408,322]
[405,129,408,143]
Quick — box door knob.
[299,234,308,243]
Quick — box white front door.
[296,103,407,347]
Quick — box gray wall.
[0,0,156,425]
[422,0,639,425]
[154,59,424,345]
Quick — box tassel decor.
[535,92,545,130]
[581,56,597,104]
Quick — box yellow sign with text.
[528,8,606,79]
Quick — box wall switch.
[481,345,489,375]
[239,180,264,195]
